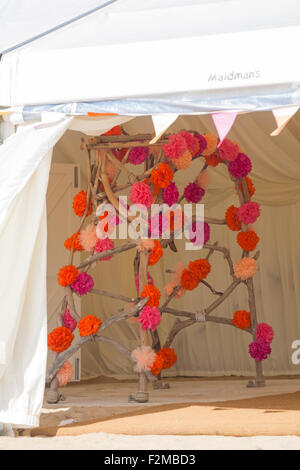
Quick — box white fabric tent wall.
[52,112,300,380]
[0,118,72,426]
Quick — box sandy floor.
[2,434,300,450]
[17,376,300,440]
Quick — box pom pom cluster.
[180,259,211,291]
[78,315,102,337]
[57,265,79,287]
[138,306,162,331]
[48,326,74,353]
[130,181,152,208]
[234,257,257,280]
[57,361,73,386]
[128,147,149,165]
[141,284,162,307]
[95,238,114,261]
[228,153,252,179]
[248,322,274,361]
[73,190,92,217]
[62,309,77,332]
[162,182,179,206]
[232,310,251,329]
[150,163,173,188]
[64,231,83,252]
[71,272,94,295]
[184,182,205,203]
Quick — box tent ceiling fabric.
[1,0,299,52]
[0,0,300,109]
[0,0,114,52]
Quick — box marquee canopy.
[1,0,300,113]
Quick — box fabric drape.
[0,118,71,426]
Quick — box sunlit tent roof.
[0,0,300,112]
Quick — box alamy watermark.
[96,196,205,251]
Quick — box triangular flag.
[212,112,238,147]
[270,106,299,136]
[150,114,178,144]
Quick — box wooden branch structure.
[46,128,266,404]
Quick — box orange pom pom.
[189,259,211,280]
[232,310,251,329]
[141,284,161,307]
[150,163,173,189]
[237,230,260,252]
[73,190,92,217]
[172,150,192,169]
[78,315,102,337]
[64,231,83,252]
[48,327,74,353]
[157,347,177,369]
[225,205,242,231]
[151,354,164,376]
[148,240,163,266]
[202,133,218,156]
[180,269,200,290]
[57,265,79,287]
[204,152,223,167]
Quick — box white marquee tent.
[1,0,300,429]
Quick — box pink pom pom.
[130,182,152,208]
[56,361,73,386]
[79,224,98,252]
[218,139,239,162]
[184,182,205,203]
[249,341,271,361]
[71,272,94,295]
[228,153,252,179]
[162,182,179,206]
[131,346,156,372]
[237,201,261,225]
[94,237,114,261]
[128,147,150,165]
[234,257,257,280]
[179,131,200,156]
[62,309,77,332]
[163,134,187,160]
[256,323,274,343]
[138,306,162,331]
[193,133,207,155]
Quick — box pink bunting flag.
[212,112,238,147]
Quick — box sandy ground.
[3,377,300,449]
[2,433,300,450]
